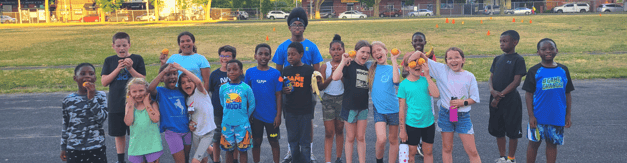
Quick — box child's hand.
[391,49,401,61]
[282,87,292,94]
[117,59,126,69]
[341,53,352,66]
[84,82,96,99]
[60,150,67,161]
[171,62,183,70]
[189,121,197,131]
[160,52,169,65]
[273,115,282,128]
[399,129,408,142]
[188,111,195,115]
[420,62,430,77]
[450,99,464,108]
[490,99,500,108]
[123,58,134,68]
[490,90,504,100]
[565,115,572,128]
[529,116,537,129]
[142,94,151,106]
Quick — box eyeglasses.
[220,55,232,58]
[290,23,305,29]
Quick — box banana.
[425,46,434,58]
[311,71,324,100]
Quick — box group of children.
[60,7,574,163]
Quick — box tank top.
[323,61,344,95]
[128,107,163,156]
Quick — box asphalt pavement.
[0,79,625,163]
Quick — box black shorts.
[405,123,435,145]
[66,146,107,163]
[212,115,222,143]
[108,112,129,137]
[488,94,523,139]
[251,117,281,141]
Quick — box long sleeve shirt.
[61,91,108,151]
[219,82,255,126]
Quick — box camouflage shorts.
[322,94,343,121]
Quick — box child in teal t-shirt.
[124,78,163,163]
[398,52,440,163]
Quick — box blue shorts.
[437,106,474,134]
[373,106,399,125]
[341,108,368,124]
[220,123,253,152]
[527,124,564,145]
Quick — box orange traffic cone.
[490,17,493,20]
[446,18,449,23]
[462,21,465,25]
[436,24,439,28]
[452,19,456,24]
[266,35,269,41]
[599,14,602,16]
[512,18,516,22]
[273,27,276,31]
[481,20,483,24]
[529,19,532,24]
[521,19,524,23]
[487,30,491,36]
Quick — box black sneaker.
[335,158,343,163]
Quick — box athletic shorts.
[527,124,564,145]
[437,106,474,134]
[373,106,399,125]
[128,150,163,163]
[108,112,129,137]
[251,117,280,141]
[322,94,343,121]
[488,95,523,139]
[405,124,435,145]
[164,130,192,154]
[220,123,253,152]
[212,116,222,143]
[65,146,107,163]
[192,131,214,161]
[341,108,368,124]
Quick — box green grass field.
[1,14,626,93]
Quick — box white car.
[339,11,367,19]
[267,11,289,20]
[1,15,17,24]
[135,13,155,21]
[596,3,623,12]
[553,3,590,13]
[506,7,532,14]
[408,9,433,17]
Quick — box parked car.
[408,9,433,17]
[1,15,17,24]
[596,3,623,12]
[135,13,155,21]
[236,11,249,20]
[553,3,590,13]
[320,10,335,18]
[81,14,101,22]
[506,7,532,14]
[379,9,403,17]
[267,10,289,20]
[484,5,501,15]
[107,14,129,22]
[339,10,367,19]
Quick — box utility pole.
[45,0,50,23]
[18,0,21,24]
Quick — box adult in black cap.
[271,7,323,163]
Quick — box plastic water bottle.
[450,97,458,122]
[283,77,294,93]
[399,142,409,162]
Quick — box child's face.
[355,46,371,65]
[179,75,196,95]
[287,47,303,66]
[499,35,518,53]
[329,43,344,62]
[226,63,242,82]
[407,54,424,77]
[129,84,147,103]
[538,41,558,62]
[219,51,234,67]
[179,35,195,55]
[112,39,131,58]
[445,50,465,72]
[372,44,388,65]
[289,21,305,37]
[74,66,96,89]
[412,35,426,52]
[162,68,179,89]
[254,47,271,67]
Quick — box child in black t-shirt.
[488,30,527,163]
[282,42,318,163]
[101,32,146,163]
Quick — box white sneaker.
[282,150,292,163]
[494,157,507,163]
[506,159,516,163]
[310,152,317,162]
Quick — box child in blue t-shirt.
[522,38,574,163]
[398,53,440,163]
[245,43,283,163]
[148,63,191,163]
[219,59,256,163]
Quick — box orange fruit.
[82,82,88,87]
[408,61,417,68]
[162,48,169,54]
[349,50,356,58]
[391,48,399,56]
[418,58,426,65]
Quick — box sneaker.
[416,145,424,157]
[506,159,516,163]
[494,157,507,163]
[335,158,343,163]
[282,150,292,163]
[310,152,317,162]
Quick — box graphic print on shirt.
[542,76,564,90]
[220,77,230,84]
[285,74,305,88]
[115,68,130,80]
[174,99,185,115]
[225,92,243,110]
[380,74,390,83]
[356,69,368,89]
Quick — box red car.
[81,15,101,22]
[379,9,403,17]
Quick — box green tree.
[96,0,122,13]
[359,0,380,17]
[261,0,272,18]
